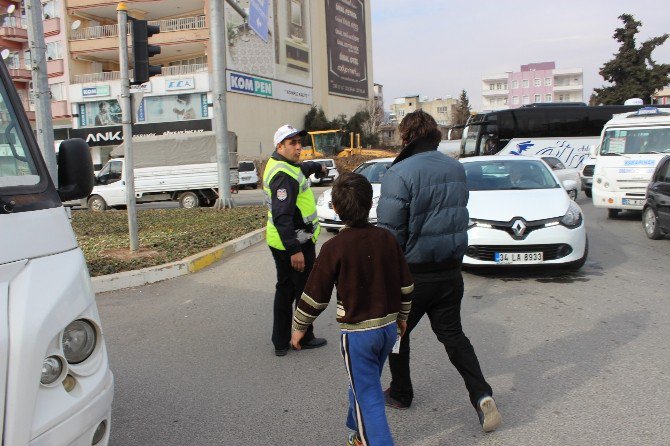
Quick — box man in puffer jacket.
[377,110,502,433]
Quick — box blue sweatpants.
[340,323,397,446]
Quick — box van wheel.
[584,189,592,198]
[607,209,620,219]
[88,195,108,211]
[179,192,200,209]
[643,207,663,240]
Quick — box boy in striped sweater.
[291,172,414,446]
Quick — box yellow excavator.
[299,130,396,161]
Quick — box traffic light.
[131,19,161,85]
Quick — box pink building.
[482,62,584,111]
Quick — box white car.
[238,161,259,189]
[461,156,587,269]
[308,158,339,184]
[316,157,394,232]
[540,156,581,200]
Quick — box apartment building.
[389,95,457,126]
[1,0,70,127]
[482,62,584,112]
[1,0,373,166]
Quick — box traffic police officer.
[264,124,328,356]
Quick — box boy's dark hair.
[399,109,442,146]
[331,172,372,227]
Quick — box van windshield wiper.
[638,151,661,154]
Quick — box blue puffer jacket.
[377,138,469,273]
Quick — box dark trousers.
[388,273,493,408]
[269,242,316,350]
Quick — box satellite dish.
[7,4,15,14]
[1,49,9,60]
[71,20,81,30]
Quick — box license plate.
[494,252,543,264]
[622,198,644,206]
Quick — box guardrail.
[1,16,28,28]
[69,16,206,41]
[72,64,208,83]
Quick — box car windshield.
[0,81,39,188]
[600,127,670,155]
[463,160,560,191]
[239,162,255,172]
[353,161,392,183]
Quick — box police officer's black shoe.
[300,337,327,349]
[275,347,289,356]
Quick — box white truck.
[592,107,670,218]
[0,60,113,445]
[86,132,239,210]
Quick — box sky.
[370,0,670,111]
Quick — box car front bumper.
[463,221,587,266]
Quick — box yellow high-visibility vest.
[262,157,320,250]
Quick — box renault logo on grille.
[512,219,527,237]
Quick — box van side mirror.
[57,138,94,202]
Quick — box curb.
[92,228,266,294]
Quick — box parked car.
[238,160,259,189]
[580,158,595,198]
[642,155,670,239]
[308,158,339,185]
[316,157,394,232]
[540,156,581,200]
[461,156,587,269]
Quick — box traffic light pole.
[209,0,246,209]
[117,3,139,251]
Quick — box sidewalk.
[92,228,265,293]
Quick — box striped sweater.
[293,225,413,332]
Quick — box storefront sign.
[226,70,312,105]
[165,78,195,91]
[82,85,111,98]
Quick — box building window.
[534,94,541,103]
[545,94,552,102]
[503,97,508,105]
[545,78,551,86]
[24,50,31,69]
[497,97,504,105]
[46,41,62,60]
[503,83,508,90]
[489,83,495,91]
[523,95,529,104]
[512,80,518,89]
[496,82,502,90]
[42,0,61,19]
[522,79,529,88]
[512,96,519,105]
[49,82,65,101]
[168,55,208,67]
[534,78,541,87]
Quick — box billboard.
[224,0,313,103]
[325,0,369,99]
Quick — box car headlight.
[560,201,583,228]
[41,356,63,385]
[317,193,326,206]
[62,320,97,364]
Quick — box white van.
[238,160,259,189]
[592,107,670,218]
[0,61,113,444]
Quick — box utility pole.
[117,2,139,251]
[209,0,247,209]
[25,0,57,185]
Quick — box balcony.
[43,18,61,36]
[8,67,32,82]
[0,16,28,42]
[482,89,509,97]
[71,63,208,84]
[69,16,207,58]
[20,100,35,121]
[51,100,70,118]
[553,84,583,92]
[47,59,65,77]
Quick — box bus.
[459,104,670,167]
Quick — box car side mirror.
[57,138,94,202]
[562,179,578,191]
